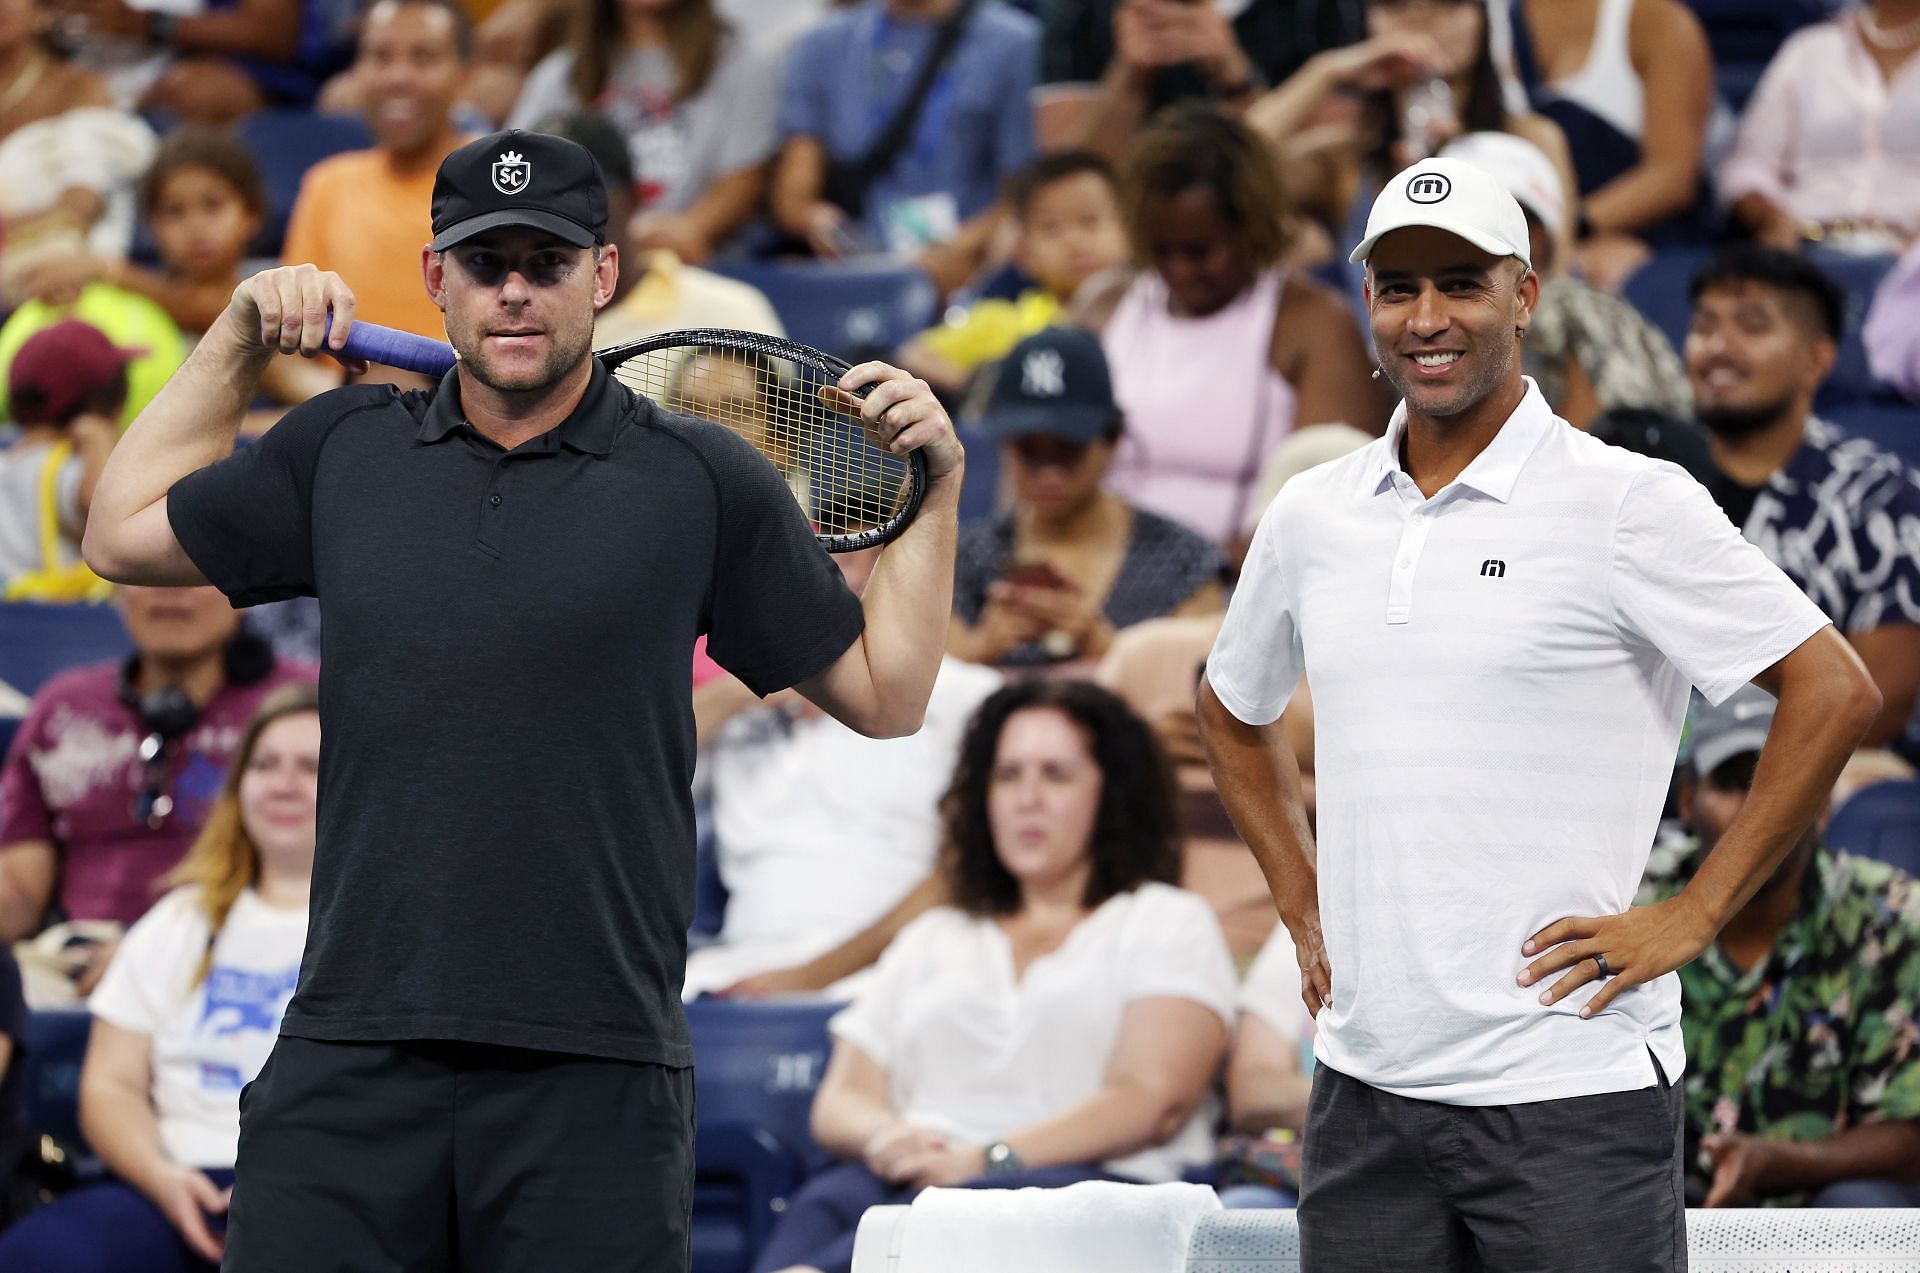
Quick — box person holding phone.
[949,326,1224,668]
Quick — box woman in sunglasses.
[0,682,319,1273]
[949,326,1225,670]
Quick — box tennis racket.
[336,322,927,553]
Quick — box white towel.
[895,1181,1221,1273]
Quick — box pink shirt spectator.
[1865,238,1920,398]
[1717,15,1920,238]
[1103,268,1298,547]
[0,659,314,929]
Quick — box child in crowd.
[24,127,336,412]
[0,320,129,601]
[900,151,1128,394]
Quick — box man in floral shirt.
[1639,686,1920,1207]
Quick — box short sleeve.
[702,431,864,696]
[1116,886,1237,1027]
[776,26,834,141]
[89,890,201,1037]
[827,908,947,1067]
[166,390,363,608]
[709,41,783,175]
[0,697,56,846]
[1848,902,1920,1125]
[1238,925,1313,1041]
[1610,462,1830,705]
[1204,496,1303,725]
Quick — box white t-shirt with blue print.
[90,886,306,1169]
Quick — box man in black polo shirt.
[81,129,964,1272]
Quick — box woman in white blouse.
[0,682,317,1273]
[753,680,1237,1273]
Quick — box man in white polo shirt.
[1198,157,1883,1272]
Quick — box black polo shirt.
[168,362,864,1065]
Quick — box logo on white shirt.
[1480,558,1507,577]
[1021,349,1067,398]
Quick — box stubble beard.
[1380,335,1517,420]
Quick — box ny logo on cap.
[493,150,531,196]
[1407,173,1451,204]
[1021,349,1066,397]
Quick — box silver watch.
[983,1140,1023,1176]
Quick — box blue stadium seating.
[1683,0,1836,112]
[22,1009,93,1155]
[687,997,843,1273]
[234,110,375,258]
[0,603,131,697]
[709,260,939,361]
[1826,779,1920,876]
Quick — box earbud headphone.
[117,628,275,741]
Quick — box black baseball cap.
[430,129,608,251]
[978,327,1120,444]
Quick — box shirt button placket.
[477,462,509,553]
[1387,508,1429,625]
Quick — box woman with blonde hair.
[507,0,781,261]
[0,682,318,1273]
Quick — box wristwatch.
[983,1140,1023,1177]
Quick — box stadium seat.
[687,997,845,1273]
[1682,0,1834,113]
[22,1009,93,1155]
[0,603,131,697]
[234,110,375,258]
[1822,398,1920,468]
[708,260,939,361]
[1826,779,1920,876]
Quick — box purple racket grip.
[330,319,457,377]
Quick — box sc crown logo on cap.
[1406,172,1452,204]
[493,150,530,196]
[1021,349,1066,398]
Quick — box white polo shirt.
[1205,381,1829,1107]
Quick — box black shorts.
[1298,1053,1686,1273]
[224,1035,696,1273]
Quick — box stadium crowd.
[0,0,1916,1269]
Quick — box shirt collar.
[1359,378,1556,503]
[415,358,620,457]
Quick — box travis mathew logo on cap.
[1406,172,1452,204]
[492,150,531,196]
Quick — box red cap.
[8,320,144,426]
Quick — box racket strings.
[612,346,914,541]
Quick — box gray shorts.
[1298,1053,1685,1273]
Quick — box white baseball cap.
[1349,156,1533,269]
[1440,132,1565,242]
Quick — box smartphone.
[999,560,1073,591]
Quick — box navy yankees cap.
[430,129,608,251]
[979,327,1120,445]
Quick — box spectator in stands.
[770,0,1038,289]
[0,942,28,1229]
[752,679,1236,1273]
[1439,130,1689,428]
[1637,685,1920,1208]
[507,0,779,263]
[948,327,1224,668]
[26,128,338,413]
[0,683,318,1270]
[0,322,126,602]
[1215,926,1316,1210]
[281,0,474,340]
[1076,104,1383,553]
[685,538,1002,999]
[51,0,322,124]
[1034,0,1365,154]
[1686,247,1920,748]
[1720,0,1920,257]
[1864,236,1920,400]
[0,0,151,305]
[0,589,311,960]
[539,110,784,346]
[901,150,1128,395]
[1510,0,1713,287]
